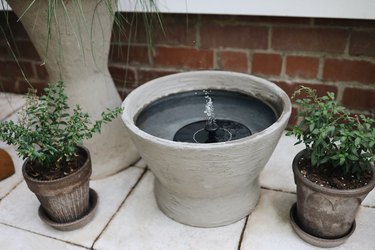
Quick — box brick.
[286,56,319,79]
[35,63,48,80]
[108,65,137,88]
[342,87,375,110]
[154,47,213,69]
[218,51,248,72]
[15,41,40,60]
[0,61,34,79]
[323,59,375,84]
[111,13,148,44]
[0,80,17,93]
[152,14,197,46]
[0,13,30,40]
[252,53,282,76]
[314,18,375,28]
[112,13,197,47]
[235,16,311,25]
[109,44,150,65]
[138,69,178,84]
[200,23,268,49]
[0,44,12,59]
[349,31,375,57]
[16,80,47,94]
[0,40,40,61]
[274,81,338,99]
[272,27,348,53]
[201,15,310,25]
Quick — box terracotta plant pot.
[122,71,291,227]
[22,146,98,230]
[291,150,375,246]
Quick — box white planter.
[122,71,291,227]
[7,0,139,179]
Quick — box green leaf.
[339,156,345,166]
[354,137,361,146]
[348,154,359,161]
[309,124,315,132]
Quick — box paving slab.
[94,171,246,250]
[0,223,85,250]
[241,189,375,250]
[0,167,144,249]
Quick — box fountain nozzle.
[204,122,219,143]
[205,121,219,133]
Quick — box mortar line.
[91,168,148,249]
[237,215,249,250]
[260,186,296,195]
[0,222,90,249]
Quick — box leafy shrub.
[287,86,375,175]
[0,81,123,170]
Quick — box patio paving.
[0,93,374,250]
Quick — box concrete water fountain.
[122,71,291,227]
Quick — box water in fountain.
[173,90,251,143]
[135,89,276,144]
[203,90,217,128]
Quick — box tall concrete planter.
[7,0,139,179]
[291,150,375,247]
[122,71,291,227]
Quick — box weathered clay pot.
[292,150,375,241]
[122,71,291,227]
[22,146,95,228]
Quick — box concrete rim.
[122,70,292,149]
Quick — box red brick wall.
[1,12,375,125]
[0,14,47,94]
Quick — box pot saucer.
[38,188,98,231]
[289,203,355,248]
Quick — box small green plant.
[0,81,123,170]
[287,86,375,175]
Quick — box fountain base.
[122,71,291,227]
[154,178,260,227]
[173,119,251,143]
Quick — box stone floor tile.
[133,158,146,169]
[0,93,24,120]
[0,223,85,250]
[240,189,375,250]
[94,171,246,250]
[0,167,144,248]
[260,132,304,192]
[363,194,375,207]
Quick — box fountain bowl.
[122,71,291,227]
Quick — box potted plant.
[287,86,375,247]
[4,0,141,179]
[0,81,122,231]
